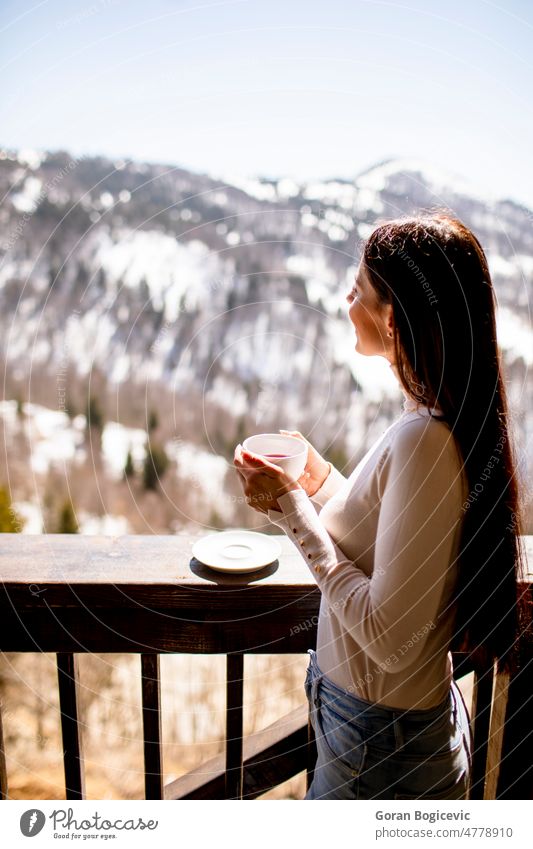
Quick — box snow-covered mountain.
[1,148,532,476]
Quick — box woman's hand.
[233,445,301,514]
[278,429,331,498]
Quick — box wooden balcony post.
[225,653,244,799]
[484,668,510,799]
[0,699,7,800]
[141,653,163,800]
[56,653,85,800]
[469,659,495,799]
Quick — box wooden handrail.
[0,532,531,800]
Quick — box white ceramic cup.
[242,433,308,481]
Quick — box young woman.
[234,213,529,800]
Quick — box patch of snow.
[332,323,400,401]
[166,437,233,521]
[286,255,313,276]
[286,253,338,307]
[496,306,533,365]
[12,500,43,533]
[220,173,277,202]
[95,229,225,321]
[357,222,374,240]
[0,399,20,430]
[99,192,114,208]
[77,511,131,535]
[109,354,131,384]
[21,402,86,474]
[17,148,46,169]
[325,208,353,230]
[353,187,384,215]
[117,304,129,322]
[515,254,533,277]
[277,178,300,199]
[327,224,348,241]
[11,175,43,213]
[487,253,516,278]
[301,212,319,228]
[101,421,148,480]
[303,181,356,209]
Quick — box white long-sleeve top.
[267,378,468,709]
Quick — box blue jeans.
[304,649,472,800]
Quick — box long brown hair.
[363,212,531,675]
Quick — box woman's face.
[346,263,394,360]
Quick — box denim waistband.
[306,649,456,727]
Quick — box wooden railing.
[0,533,532,800]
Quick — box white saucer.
[191,530,281,573]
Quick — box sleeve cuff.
[266,488,309,532]
[266,488,344,569]
[310,463,348,507]
[266,489,369,606]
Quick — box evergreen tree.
[208,508,225,530]
[94,268,106,291]
[124,449,135,480]
[49,264,60,291]
[235,416,247,447]
[148,409,159,433]
[56,500,79,534]
[139,277,150,304]
[64,393,76,419]
[85,394,104,431]
[0,486,25,533]
[142,441,169,491]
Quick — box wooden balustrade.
[0,532,531,800]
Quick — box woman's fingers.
[240,449,283,474]
[280,428,307,444]
[234,444,285,476]
[233,444,244,464]
[233,445,249,477]
[234,448,270,496]
[234,443,290,512]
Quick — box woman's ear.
[383,303,394,338]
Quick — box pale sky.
[1,0,533,207]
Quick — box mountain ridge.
[1,146,531,474]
